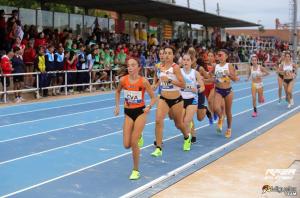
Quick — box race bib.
[160,81,174,89]
[182,83,194,92]
[252,72,261,78]
[215,70,229,83]
[124,90,142,104]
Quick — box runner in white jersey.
[213,49,239,138]
[246,55,269,117]
[180,54,205,143]
[279,51,297,108]
[151,47,191,157]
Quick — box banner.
[149,20,158,36]
[164,24,173,39]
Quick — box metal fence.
[0,63,253,103]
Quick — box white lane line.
[0,90,115,109]
[1,94,298,198]
[0,98,143,128]
[120,105,300,198]
[0,83,283,143]
[1,88,297,166]
[0,96,124,117]
[0,74,279,117]
[0,116,162,165]
[0,107,156,143]
[1,82,298,146]
[0,80,286,128]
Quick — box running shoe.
[129,170,140,180]
[183,135,191,151]
[151,147,162,157]
[252,112,257,117]
[288,104,292,109]
[138,136,144,148]
[291,99,294,106]
[225,129,232,138]
[278,99,281,105]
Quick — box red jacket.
[23,47,36,64]
[1,55,13,74]
[64,58,78,71]
[34,38,47,49]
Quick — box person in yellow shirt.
[34,46,48,97]
[139,24,147,47]
[149,34,159,47]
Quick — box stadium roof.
[45,0,259,28]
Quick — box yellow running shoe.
[225,128,232,138]
[138,136,144,148]
[129,170,140,180]
[183,135,191,151]
[151,147,162,157]
[216,116,223,134]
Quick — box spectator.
[122,43,129,55]
[34,32,47,49]
[11,47,25,102]
[103,47,112,69]
[134,23,139,44]
[115,47,127,65]
[64,50,77,93]
[149,34,159,47]
[64,32,73,51]
[54,45,65,94]
[12,36,25,55]
[15,20,24,40]
[34,46,48,97]
[7,10,18,33]
[139,24,147,47]
[71,43,79,54]
[0,51,14,101]
[23,40,36,87]
[0,10,6,51]
[45,45,56,95]
[76,44,89,92]
[6,22,17,52]
[21,33,30,46]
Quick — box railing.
[0,66,157,103]
[0,62,260,104]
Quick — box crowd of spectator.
[0,9,290,103]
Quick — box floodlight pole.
[292,0,298,62]
[203,0,209,47]
[187,0,192,41]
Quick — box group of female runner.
[114,47,297,180]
